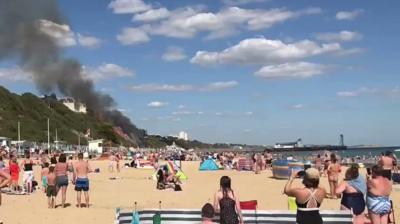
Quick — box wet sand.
[0,161,399,223]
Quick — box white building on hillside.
[88,139,103,154]
[59,98,87,113]
[178,131,189,141]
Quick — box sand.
[0,161,399,223]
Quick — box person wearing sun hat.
[284,168,327,224]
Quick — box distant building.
[274,138,303,149]
[88,139,103,154]
[178,131,189,141]
[0,137,10,147]
[59,97,87,113]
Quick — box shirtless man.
[379,151,396,180]
[73,153,91,208]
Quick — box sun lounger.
[115,208,353,224]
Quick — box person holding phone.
[284,168,326,224]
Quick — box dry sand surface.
[0,160,399,223]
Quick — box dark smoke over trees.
[0,0,145,145]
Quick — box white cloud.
[147,101,168,108]
[292,104,304,109]
[129,81,238,92]
[337,87,379,97]
[336,9,363,20]
[108,0,151,14]
[0,67,32,82]
[200,81,239,91]
[39,20,102,49]
[245,111,254,116]
[222,0,269,6]
[191,38,341,66]
[39,19,77,47]
[130,84,194,92]
[254,62,325,79]
[335,48,366,56]
[133,8,170,21]
[197,111,204,115]
[126,6,321,41]
[178,105,186,109]
[83,63,134,81]
[172,111,193,115]
[315,31,362,42]
[117,27,150,45]
[77,33,102,48]
[162,46,187,62]
[243,129,252,133]
[215,112,223,116]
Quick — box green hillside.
[0,86,141,146]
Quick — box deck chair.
[240,200,258,223]
[389,200,396,224]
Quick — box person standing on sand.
[213,176,243,224]
[55,154,69,208]
[0,169,11,206]
[366,165,392,224]
[41,162,50,193]
[20,153,34,194]
[108,152,115,173]
[46,166,57,208]
[314,154,323,175]
[378,151,395,180]
[284,168,326,224]
[9,155,20,192]
[73,152,91,208]
[327,154,341,199]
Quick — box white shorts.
[23,171,34,183]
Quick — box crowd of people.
[0,150,92,209]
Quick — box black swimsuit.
[296,189,322,224]
[341,192,365,215]
[219,196,239,224]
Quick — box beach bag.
[152,212,161,224]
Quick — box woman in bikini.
[327,154,341,199]
[336,165,366,224]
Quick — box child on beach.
[41,162,49,193]
[46,166,56,208]
[9,156,20,192]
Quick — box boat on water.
[271,137,347,152]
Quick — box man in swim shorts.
[73,152,91,208]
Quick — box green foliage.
[0,86,132,145]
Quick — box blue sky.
[1,0,399,146]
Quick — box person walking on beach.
[20,153,34,194]
[41,162,50,193]
[327,154,341,199]
[46,166,56,208]
[213,176,243,224]
[335,165,367,224]
[284,168,326,224]
[366,165,392,224]
[0,169,11,206]
[73,152,91,208]
[314,154,323,175]
[55,154,69,208]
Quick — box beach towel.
[152,212,161,224]
[348,175,367,196]
[131,211,140,224]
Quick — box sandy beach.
[0,160,399,224]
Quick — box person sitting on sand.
[202,203,216,224]
[213,176,243,224]
[46,166,57,208]
[284,168,326,224]
[0,169,11,206]
[367,165,392,224]
[327,154,341,199]
[335,164,367,224]
[73,152,91,208]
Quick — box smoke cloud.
[0,0,144,144]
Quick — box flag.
[152,212,161,224]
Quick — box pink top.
[55,162,68,176]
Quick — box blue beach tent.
[199,159,219,171]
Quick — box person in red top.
[9,155,20,192]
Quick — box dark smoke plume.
[0,0,144,144]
